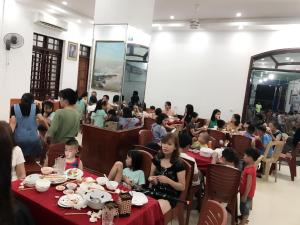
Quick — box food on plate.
[66,183,77,190]
[41,167,54,175]
[63,189,74,195]
[55,185,66,191]
[106,181,118,191]
[96,177,108,186]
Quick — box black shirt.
[10,104,40,117]
[14,200,35,225]
[150,157,185,208]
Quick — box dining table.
[11,171,164,225]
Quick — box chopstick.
[19,187,35,191]
[64,212,87,216]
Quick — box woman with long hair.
[207,109,221,129]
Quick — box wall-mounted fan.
[3,33,24,50]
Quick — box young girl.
[64,138,83,170]
[91,100,107,128]
[148,133,186,215]
[207,109,221,129]
[43,101,55,126]
[108,150,145,188]
[227,114,242,131]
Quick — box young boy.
[239,148,259,225]
[64,138,83,170]
[212,147,239,168]
[191,131,209,149]
[256,125,272,157]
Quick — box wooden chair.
[164,158,193,225]
[137,150,153,180]
[144,118,156,130]
[46,143,65,167]
[207,130,226,148]
[104,121,118,131]
[24,156,41,175]
[198,200,227,225]
[138,129,153,146]
[209,136,217,150]
[134,145,157,157]
[262,141,284,182]
[231,135,252,159]
[203,164,241,225]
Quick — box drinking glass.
[54,157,65,175]
[102,205,115,225]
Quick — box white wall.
[0,0,93,120]
[145,30,300,120]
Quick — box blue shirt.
[151,123,167,143]
[260,134,273,157]
[123,168,145,185]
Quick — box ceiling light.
[263,78,268,82]
[261,58,265,61]
[269,74,275,80]
[286,57,290,61]
[262,62,265,65]
[77,19,82,23]
[62,1,68,5]
[158,26,163,31]
[291,58,294,62]
[259,79,263,83]
[170,15,175,20]
[238,25,244,30]
[236,12,242,17]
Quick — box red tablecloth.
[186,152,212,172]
[12,171,164,225]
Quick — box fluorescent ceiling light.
[261,58,265,61]
[170,15,175,20]
[49,5,67,14]
[259,79,263,83]
[263,78,268,82]
[236,12,242,17]
[62,1,68,5]
[152,23,185,28]
[269,74,275,80]
[285,57,290,61]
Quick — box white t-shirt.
[180,152,200,186]
[11,146,25,181]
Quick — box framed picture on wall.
[67,42,78,60]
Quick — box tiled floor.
[170,165,300,225]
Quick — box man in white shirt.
[178,133,200,186]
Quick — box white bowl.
[35,179,51,192]
[24,174,41,187]
[66,183,77,190]
[106,181,118,191]
[41,167,54,175]
[85,190,112,210]
[96,177,108,186]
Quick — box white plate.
[43,174,67,184]
[131,191,148,206]
[24,174,42,187]
[58,194,85,208]
[64,168,84,180]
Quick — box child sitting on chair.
[64,138,83,170]
[211,148,239,168]
[191,131,209,149]
[108,150,145,189]
[239,148,259,225]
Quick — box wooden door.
[77,56,89,97]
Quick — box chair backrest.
[47,143,66,167]
[231,135,252,159]
[208,136,217,150]
[134,145,157,157]
[254,155,264,169]
[198,200,227,225]
[138,129,153,146]
[137,150,153,180]
[144,117,156,130]
[197,118,207,128]
[177,158,193,204]
[205,164,241,203]
[264,141,284,162]
[172,124,184,136]
[207,130,226,148]
[104,121,118,131]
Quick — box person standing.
[10,93,47,157]
[46,88,81,143]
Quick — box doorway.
[77,45,90,97]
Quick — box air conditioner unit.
[34,12,68,32]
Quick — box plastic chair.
[46,143,65,167]
[262,141,284,182]
[198,200,227,225]
[279,141,298,181]
[134,145,157,157]
[203,164,241,225]
[231,135,252,159]
[137,150,153,180]
[164,158,193,225]
[138,129,154,146]
[207,130,226,148]
[171,124,184,137]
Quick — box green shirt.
[91,109,107,128]
[208,119,218,128]
[76,99,86,117]
[123,168,145,185]
[47,108,81,143]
